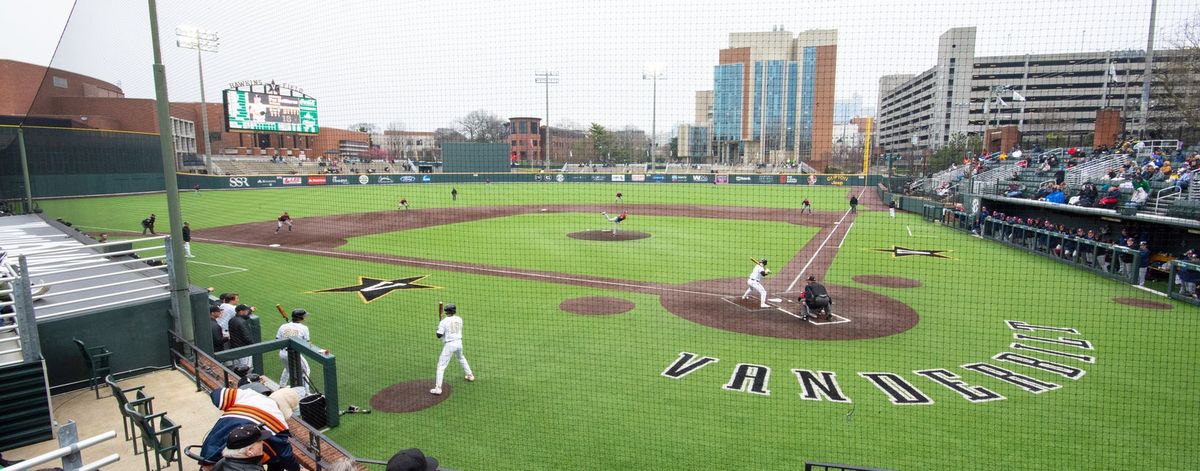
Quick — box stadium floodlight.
[175,26,219,169]
[534,70,559,166]
[642,65,666,169]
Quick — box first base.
[268,243,281,247]
[769,298,782,303]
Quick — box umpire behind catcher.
[801,275,833,321]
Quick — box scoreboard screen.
[224,89,318,134]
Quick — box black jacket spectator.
[228,306,255,349]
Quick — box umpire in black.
[801,276,833,321]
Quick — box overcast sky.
[1,0,1196,133]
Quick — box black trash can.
[299,393,328,429]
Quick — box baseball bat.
[438,301,444,320]
[750,258,770,275]
[275,304,288,322]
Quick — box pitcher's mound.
[568,230,650,241]
[560,296,635,315]
[370,380,450,412]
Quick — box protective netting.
[3,1,1199,469]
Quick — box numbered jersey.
[437,316,464,343]
[275,322,310,342]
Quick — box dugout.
[441,142,510,173]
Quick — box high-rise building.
[711,28,837,169]
[877,27,1194,154]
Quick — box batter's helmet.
[760,258,768,265]
[291,308,307,321]
[444,304,457,314]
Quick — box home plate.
[268,243,281,247]
[769,298,782,303]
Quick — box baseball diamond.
[32,181,1199,470]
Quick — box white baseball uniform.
[434,315,473,390]
[742,262,770,308]
[276,321,311,389]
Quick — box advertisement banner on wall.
[714,175,729,184]
[281,177,302,185]
[611,175,626,182]
[308,176,327,185]
[691,175,710,182]
[328,176,352,185]
[631,174,646,182]
[671,175,689,182]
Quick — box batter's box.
[721,296,778,311]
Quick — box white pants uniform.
[889,207,896,218]
[184,241,193,257]
[278,350,310,391]
[435,340,473,389]
[743,279,767,307]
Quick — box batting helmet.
[291,308,307,321]
[444,304,457,314]
[760,258,768,265]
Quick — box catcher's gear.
[444,303,457,314]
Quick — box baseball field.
[38,182,1200,470]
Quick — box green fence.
[0,126,165,199]
[1165,260,1200,306]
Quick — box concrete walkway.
[6,368,221,471]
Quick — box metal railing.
[1151,186,1182,215]
[5,422,119,471]
[1066,153,1125,187]
[805,461,892,471]
[167,330,362,471]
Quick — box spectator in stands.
[200,388,299,471]
[1005,183,1023,198]
[1098,186,1121,209]
[229,304,257,370]
[1054,168,1066,185]
[212,424,270,471]
[1175,165,1194,190]
[386,448,440,471]
[211,306,226,352]
[1130,187,1149,208]
[1077,182,1099,207]
[1044,185,1066,204]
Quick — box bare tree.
[1156,14,1200,140]
[456,110,509,143]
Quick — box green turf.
[36,183,852,232]
[36,184,1200,470]
[339,212,818,284]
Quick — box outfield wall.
[176,172,882,191]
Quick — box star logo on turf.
[312,275,440,303]
[871,246,953,259]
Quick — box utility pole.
[175,26,218,170]
[1138,0,1158,138]
[535,71,558,166]
[643,66,666,169]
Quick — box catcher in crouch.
[800,275,833,321]
[601,211,627,235]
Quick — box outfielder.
[601,211,627,235]
[276,309,312,392]
[431,303,474,395]
[276,211,293,233]
[742,258,771,308]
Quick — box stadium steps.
[0,361,53,450]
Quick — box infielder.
[615,192,624,203]
[601,211,627,235]
[431,303,474,395]
[275,211,293,233]
[742,258,771,308]
[398,198,409,210]
[276,308,312,392]
[801,198,813,214]
[888,199,896,218]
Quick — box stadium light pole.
[643,66,666,169]
[534,70,559,166]
[148,0,195,342]
[175,26,218,170]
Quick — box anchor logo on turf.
[311,275,441,303]
[871,246,953,259]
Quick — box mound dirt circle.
[853,275,922,289]
[560,296,636,315]
[659,278,919,340]
[370,380,450,412]
[1112,297,1173,310]
[568,230,651,241]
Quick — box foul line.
[837,222,854,249]
[195,237,727,298]
[786,185,867,292]
[906,226,913,237]
[188,260,250,277]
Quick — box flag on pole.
[1109,63,1121,83]
[1011,90,1026,102]
[995,97,1007,108]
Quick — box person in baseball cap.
[218,424,272,467]
[386,448,439,471]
